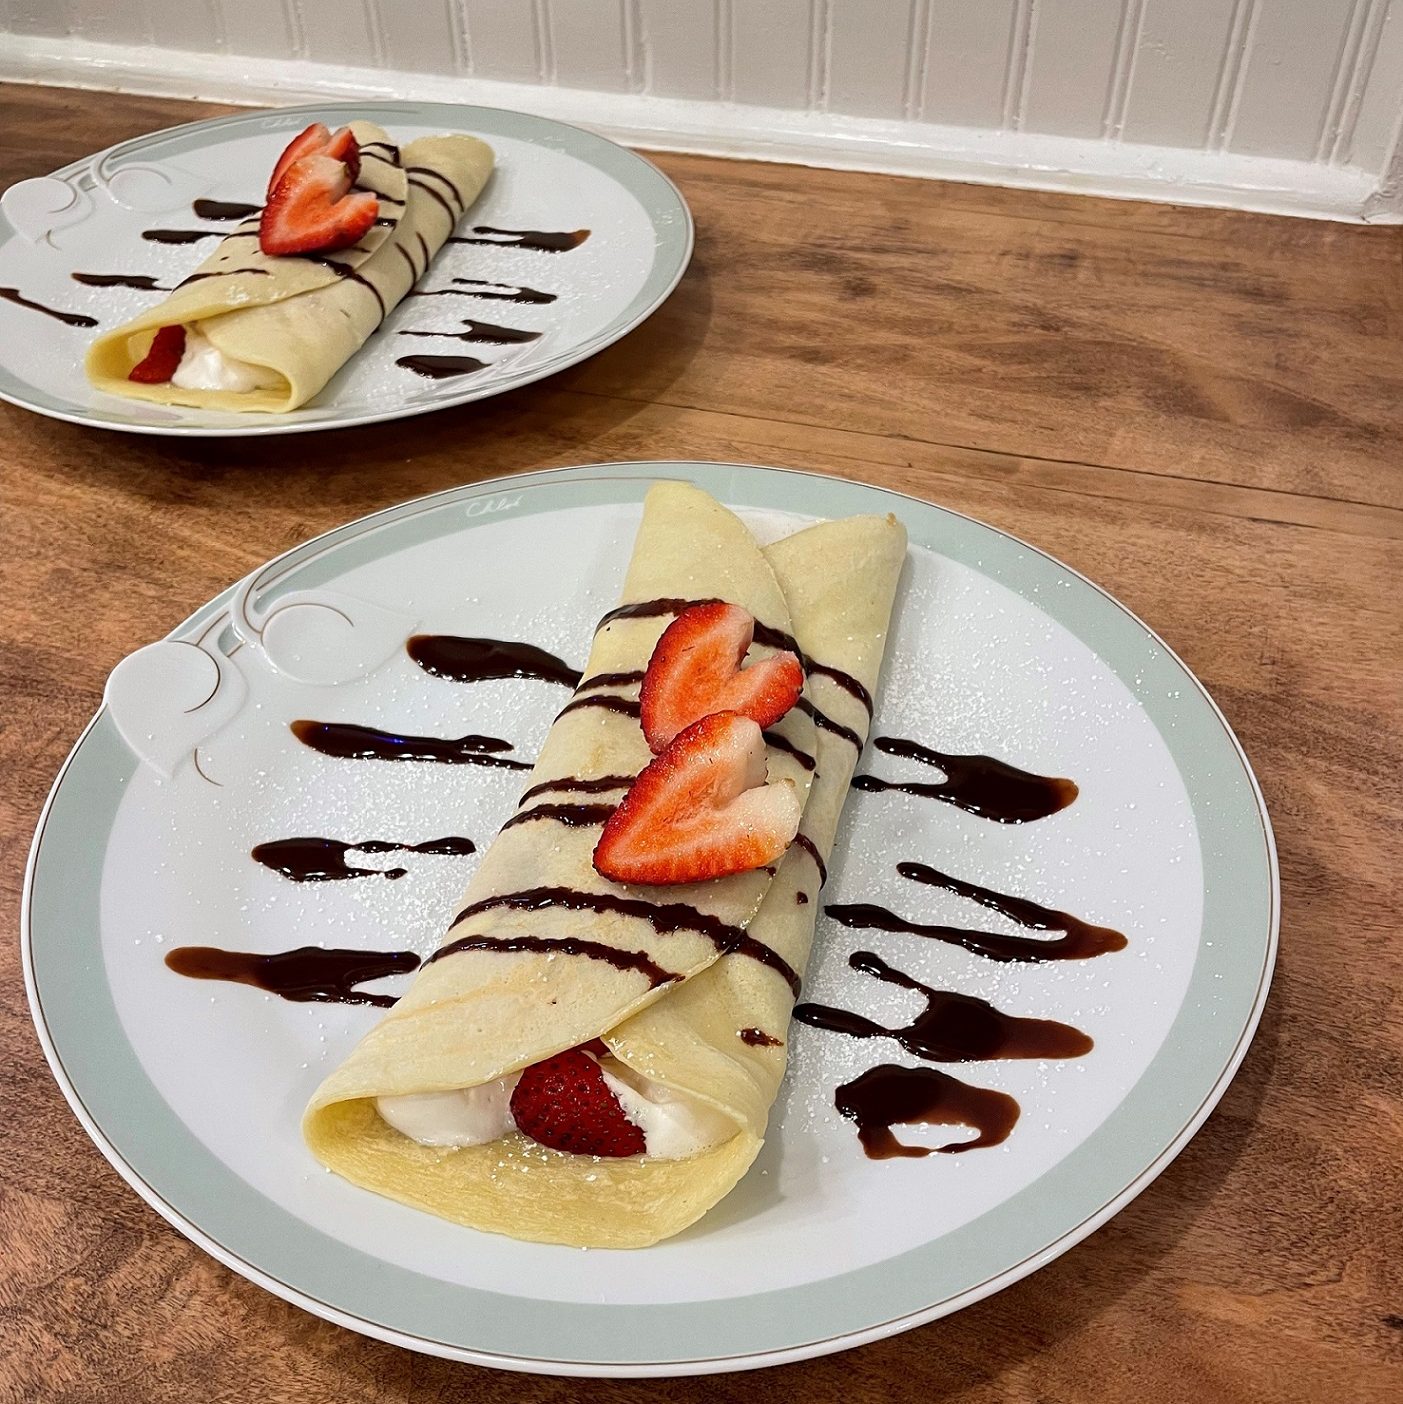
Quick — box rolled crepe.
[304,483,907,1247]
[86,121,494,412]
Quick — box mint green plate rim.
[23,461,1279,1377]
[0,101,692,437]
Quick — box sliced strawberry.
[510,1047,646,1157]
[127,324,186,384]
[260,153,378,256]
[594,711,801,885]
[267,122,361,197]
[639,602,804,753]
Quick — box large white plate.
[0,102,690,435]
[24,462,1278,1375]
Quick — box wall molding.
[1,32,1394,223]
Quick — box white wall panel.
[1347,0,1403,169]
[1120,0,1239,148]
[636,0,718,100]
[920,0,1017,130]
[461,0,541,83]
[1229,0,1356,159]
[6,0,1403,220]
[215,0,296,63]
[378,2,460,78]
[547,0,631,93]
[824,0,913,120]
[731,0,812,110]
[1021,0,1128,138]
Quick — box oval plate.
[0,102,691,436]
[24,462,1277,1375]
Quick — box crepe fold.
[85,121,494,412]
[304,483,907,1247]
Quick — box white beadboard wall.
[4,0,1403,221]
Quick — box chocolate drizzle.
[400,320,543,346]
[437,278,557,305]
[835,1064,1020,1158]
[428,933,677,988]
[809,663,874,717]
[795,951,1092,1063]
[396,354,487,380]
[164,945,419,1007]
[449,226,590,252]
[796,697,863,751]
[853,737,1079,823]
[72,272,167,291]
[407,634,581,688]
[826,862,1126,964]
[304,256,387,318]
[291,719,528,769]
[739,1028,782,1048]
[556,694,642,721]
[446,886,801,994]
[176,267,271,287]
[762,729,816,771]
[500,802,616,831]
[575,669,644,693]
[518,774,634,804]
[0,287,98,327]
[141,228,222,244]
[251,835,475,882]
[406,174,460,222]
[792,833,828,886]
[192,198,261,220]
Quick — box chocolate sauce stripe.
[796,697,863,751]
[792,833,828,886]
[408,635,581,688]
[291,720,529,770]
[555,694,641,722]
[427,934,676,988]
[794,950,1091,1064]
[444,886,800,994]
[824,862,1126,964]
[573,669,643,694]
[836,1064,1019,1158]
[500,802,616,832]
[165,945,419,1007]
[518,774,635,804]
[762,728,816,772]
[854,737,1079,824]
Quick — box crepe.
[85,121,494,412]
[304,483,906,1247]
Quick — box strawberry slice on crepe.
[639,602,803,753]
[511,1047,646,1157]
[594,711,802,885]
[260,152,378,256]
[127,325,186,384]
[266,122,361,197]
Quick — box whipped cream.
[171,326,283,393]
[596,1056,736,1160]
[376,1073,520,1148]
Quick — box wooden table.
[1,84,1399,1404]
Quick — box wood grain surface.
[1,83,1400,1404]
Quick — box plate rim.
[0,100,694,437]
[22,460,1280,1376]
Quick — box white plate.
[24,462,1278,1375]
[0,102,691,435]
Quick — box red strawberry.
[639,602,803,753]
[267,122,360,197]
[260,153,378,256]
[510,1047,646,1157]
[594,711,801,885]
[127,324,186,384]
